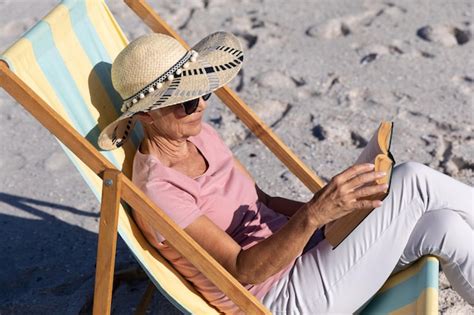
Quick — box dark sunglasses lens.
[202,93,212,101]
[182,94,211,115]
[182,98,199,115]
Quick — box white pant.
[262,162,474,314]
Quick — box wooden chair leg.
[134,281,156,315]
[93,169,123,315]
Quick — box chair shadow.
[0,192,178,314]
[0,192,102,313]
[0,192,100,219]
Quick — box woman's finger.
[349,183,388,200]
[352,198,383,210]
[333,163,375,186]
[344,170,386,191]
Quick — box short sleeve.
[135,179,203,243]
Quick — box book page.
[355,125,383,165]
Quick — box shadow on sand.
[0,192,178,315]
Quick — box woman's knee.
[392,161,430,182]
[390,161,433,207]
[411,210,469,260]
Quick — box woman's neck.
[140,134,191,167]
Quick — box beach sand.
[0,0,472,313]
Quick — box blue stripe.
[61,0,143,147]
[359,260,438,314]
[24,21,120,168]
[62,0,111,64]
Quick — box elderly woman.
[98,32,473,314]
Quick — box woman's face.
[140,97,208,140]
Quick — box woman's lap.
[262,162,474,314]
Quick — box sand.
[0,0,472,314]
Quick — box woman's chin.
[185,119,203,136]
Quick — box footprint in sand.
[221,17,258,49]
[355,43,404,65]
[309,120,360,148]
[251,99,291,128]
[416,25,471,47]
[306,19,351,39]
[252,70,296,90]
[426,137,474,176]
[380,2,407,18]
[251,71,310,112]
[451,75,474,96]
[306,3,407,39]
[305,9,380,40]
[223,14,266,32]
[234,32,258,49]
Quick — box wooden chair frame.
[0,0,325,314]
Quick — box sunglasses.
[182,93,212,115]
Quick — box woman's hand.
[308,163,388,226]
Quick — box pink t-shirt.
[132,123,294,313]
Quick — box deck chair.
[0,0,439,313]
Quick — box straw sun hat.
[98,31,243,150]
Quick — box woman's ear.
[134,112,154,125]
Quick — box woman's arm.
[179,163,387,285]
[233,158,305,217]
[184,200,317,284]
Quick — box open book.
[324,121,395,248]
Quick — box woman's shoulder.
[132,152,199,198]
[132,147,184,186]
[132,149,161,185]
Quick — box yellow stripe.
[389,299,416,315]
[420,287,438,315]
[389,287,438,315]
[378,256,437,294]
[86,0,128,60]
